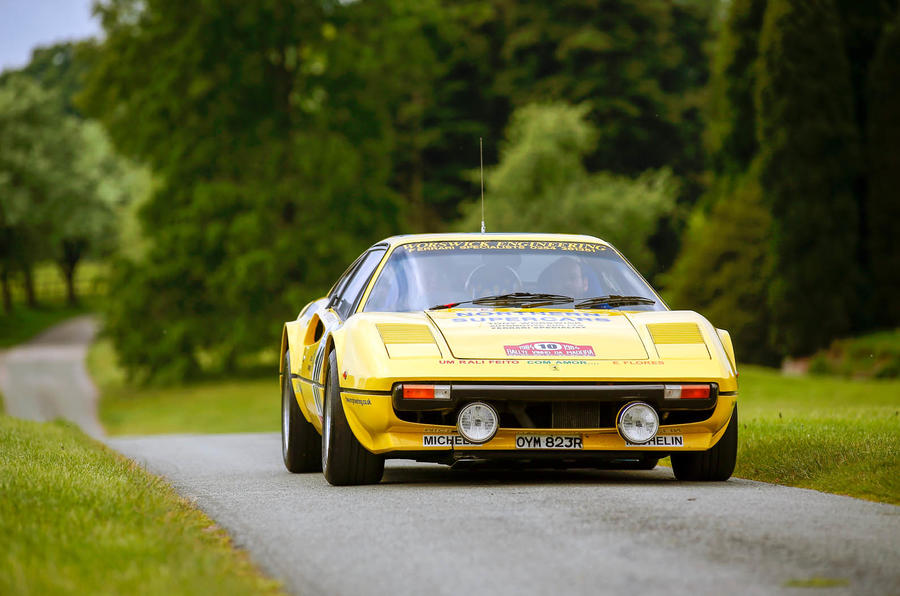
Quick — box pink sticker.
[504,342,596,357]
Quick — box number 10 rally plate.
[515,434,584,449]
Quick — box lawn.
[731,365,899,504]
[90,340,277,436]
[0,415,282,596]
[90,338,899,504]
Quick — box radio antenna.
[480,137,486,233]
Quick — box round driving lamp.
[616,402,659,444]
[457,402,499,444]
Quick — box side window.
[332,249,386,318]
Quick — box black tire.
[322,351,384,485]
[282,352,322,473]
[671,406,738,481]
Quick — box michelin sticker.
[626,435,684,447]
[423,434,480,447]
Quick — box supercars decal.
[504,342,596,357]
[404,241,607,253]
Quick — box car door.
[297,247,386,423]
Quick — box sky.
[0,0,101,72]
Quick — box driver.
[538,256,589,299]
[465,264,521,299]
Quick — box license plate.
[515,434,583,450]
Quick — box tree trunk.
[1,268,11,314]
[60,238,84,307]
[22,264,37,308]
[63,263,77,306]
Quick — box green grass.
[732,365,899,504]
[0,415,282,595]
[6,261,108,304]
[0,304,92,348]
[90,340,277,436]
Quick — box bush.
[661,173,779,365]
[808,330,900,379]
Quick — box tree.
[0,76,127,309]
[80,0,403,381]
[493,0,714,181]
[705,0,768,177]
[755,0,861,355]
[457,103,676,274]
[866,9,900,325]
[662,172,777,364]
[0,76,77,309]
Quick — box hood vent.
[647,323,704,344]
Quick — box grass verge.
[0,415,282,595]
[90,340,276,435]
[0,304,91,348]
[732,365,899,504]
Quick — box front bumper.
[341,384,737,457]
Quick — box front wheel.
[671,406,738,481]
[321,351,384,486]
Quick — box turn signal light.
[664,384,711,399]
[402,384,451,400]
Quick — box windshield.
[363,240,664,312]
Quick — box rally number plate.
[515,434,583,450]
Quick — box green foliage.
[755,0,861,356]
[808,329,900,379]
[662,174,777,364]
[866,11,900,326]
[493,0,714,181]
[705,0,767,176]
[457,103,676,274]
[0,74,138,309]
[0,41,95,117]
[0,415,282,595]
[80,0,405,382]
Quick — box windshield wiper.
[429,292,574,310]
[574,295,656,309]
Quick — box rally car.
[280,233,738,485]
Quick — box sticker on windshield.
[403,241,606,253]
[504,342,596,357]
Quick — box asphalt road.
[0,315,103,437]
[110,432,900,596]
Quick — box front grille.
[552,402,602,428]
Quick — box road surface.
[0,315,103,437]
[110,432,900,596]
[3,318,896,595]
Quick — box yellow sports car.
[280,234,738,485]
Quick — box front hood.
[425,309,648,360]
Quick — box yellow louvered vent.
[377,324,435,344]
[647,323,704,344]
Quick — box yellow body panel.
[281,233,739,461]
